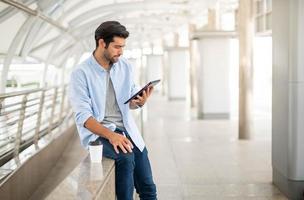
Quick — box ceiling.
[0,0,238,67]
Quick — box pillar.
[272,0,304,199]
[238,0,254,139]
[191,31,236,119]
[165,47,189,100]
[146,55,163,92]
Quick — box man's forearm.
[84,117,114,140]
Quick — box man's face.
[103,36,125,63]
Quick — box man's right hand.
[108,132,134,154]
[84,117,134,154]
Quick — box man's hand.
[108,132,134,154]
[84,117,133,154]
[130,86,154,108]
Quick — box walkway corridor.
[144,94,287,200]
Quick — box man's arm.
[84,117,133,154]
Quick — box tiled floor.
[143,94,288,200]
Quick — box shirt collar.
[88,52,117,73]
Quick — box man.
[69,21,157,200]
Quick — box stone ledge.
[45,156,115,200]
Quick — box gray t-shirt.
[101,71,125,129]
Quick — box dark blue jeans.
[98,130,157,200]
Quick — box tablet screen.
[124,79,161,104]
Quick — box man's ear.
[98,38,106,48]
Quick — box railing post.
[64,102,71,128]
[0,98,5,142]
[0,98,3,115]
[34,90,45,148]
[58,86,66,132]
[47,87,58,137]
[14,94,28,158]
[60,86,66,120]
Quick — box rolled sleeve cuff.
[75,112,92,127]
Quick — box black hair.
[94,21,129,48]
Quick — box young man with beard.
[69,21,157,200]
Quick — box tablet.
[124,79,161,104]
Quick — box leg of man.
[133,147,157,200]
[99,137,135,200]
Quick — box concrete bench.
[45,156,115,200]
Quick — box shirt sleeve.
[68,69,93,127]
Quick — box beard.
[104,51,120,64]
[111,55,120,63]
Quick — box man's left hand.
[130,86,154,108]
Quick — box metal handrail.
[0,88,43,99]
[0,85,73,167]
[0,98,41,112]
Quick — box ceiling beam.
[0,0,68,32]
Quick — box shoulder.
[71,65,85,79]
[71,55,96,76]
[70,60,90,81]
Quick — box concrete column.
[41,64,48,87]
[139,49,145,85]
[238,0,254,139]
[128,58,141,85]
[165,47,189,100]
[189,24,199,108]
[146,55,163,92]
[272,0,304,199]
[173,33,179,47]
[207,9,218,30]
[191,31,236,119]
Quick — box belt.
[114,127,125,133]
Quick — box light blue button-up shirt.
[68,54,145,151]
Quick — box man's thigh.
[98,137,135,161]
